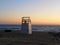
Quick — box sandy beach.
[0,30,60,45]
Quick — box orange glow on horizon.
[0,17,60,24]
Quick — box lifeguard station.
[21,17,32,34]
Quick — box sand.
[0,30,60,45]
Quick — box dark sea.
[0,24,60,32]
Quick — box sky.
[0,0,60,24]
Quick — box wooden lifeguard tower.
[21,17,32,34]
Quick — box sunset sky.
[0,0,60,24]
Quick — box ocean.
[0,24,60,32]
